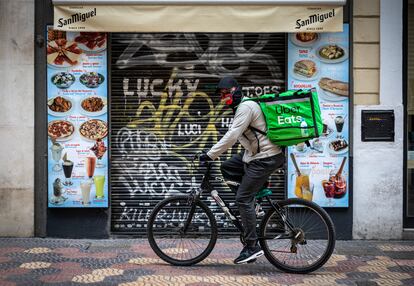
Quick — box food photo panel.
[287,24,350,208]
[46,27,109,208]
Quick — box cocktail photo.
[290,153,314,202]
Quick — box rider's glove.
[199,153,212,162]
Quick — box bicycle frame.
[186,161,298,241]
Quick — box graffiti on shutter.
[111,33,286,235]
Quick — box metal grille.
[110,33,286,235]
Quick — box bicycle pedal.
[247,258,257,264]
[256,211,265,217]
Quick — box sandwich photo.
[318,77,349,97]
[293,60,317,78]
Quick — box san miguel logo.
[57,8,97,28]
[295,9,336,29]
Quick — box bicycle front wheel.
[259,198,335,274]
[147,196,217,266]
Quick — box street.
[0,238,413,285]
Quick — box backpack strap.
[249,126,267,136]
[242,131,260,154]
[245,126,268,154]
[241,96,272,154]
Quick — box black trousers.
[220,152,285,244]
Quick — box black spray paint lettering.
[115,34,283,81]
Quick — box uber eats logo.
[275,105,302,125]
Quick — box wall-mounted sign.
[361,110,395,142]
[46,26,109,208]
[287,24,350,208]
[53,5,344,33]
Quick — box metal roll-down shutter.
[110,33,286,235]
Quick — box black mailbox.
[361,110,395,142]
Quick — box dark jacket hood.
[217,77,240,90]
[216,77,243,111]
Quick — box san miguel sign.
[56,8,97,28]
[53,5,343,33]
[296,9,336,30]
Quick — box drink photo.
[334,115,345,138]
[332,172,347,198]
[290,153,313,201]
[94,175,105,199]
[62,153,74,186]
[90,139,107,168]
[50,140,63,172]
[301,183,314,201]
[86,156,96,179]
[322,157,347,206]
[80,180,92,205]
[53,178,63,197]
[322,179,336,206]
[50,178,66,205]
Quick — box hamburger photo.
[293,60,317,78]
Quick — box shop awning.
[53,0,346,32]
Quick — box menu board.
[46,27,109,208]
[287,24,349,208]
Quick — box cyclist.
[199,77,285,264]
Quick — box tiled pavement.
[0,238,414,285]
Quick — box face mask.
[220,87,236,106]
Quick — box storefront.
[35,0,353,238]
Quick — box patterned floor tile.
[23,248,52,254]
[377,245,414,252]
[0,239,413,285]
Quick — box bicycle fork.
[181,203,197,234]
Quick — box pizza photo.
[48,120,75,141]
[79,119,108,140]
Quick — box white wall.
[352,0,404,239]
[0,0,34,236]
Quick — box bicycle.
[147,154,336,274]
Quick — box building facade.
[0,0,408,239]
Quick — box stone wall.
[0,0,34,236]
[352,0,404,239]
[353,0,380,105]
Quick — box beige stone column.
[0,0,35,237]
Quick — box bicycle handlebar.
[192,152,214,180]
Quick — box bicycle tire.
[147,195,218,266]
[259,198,336,274]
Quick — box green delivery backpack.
[243,89,323,147]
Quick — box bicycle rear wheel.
[147,196,217,266]
[259,198,335,274]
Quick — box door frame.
[403,0,414,228]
